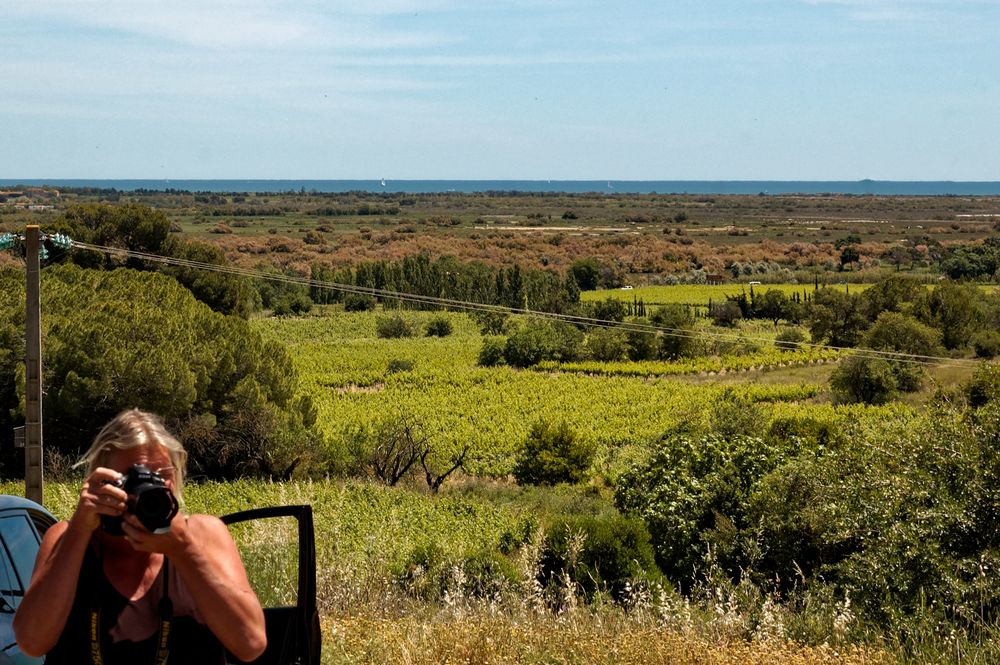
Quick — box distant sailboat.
[380,177,386,187]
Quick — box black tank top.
[45,545,226,665]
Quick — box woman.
[13,409,267,663]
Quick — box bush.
[503,321,583,368]
[513,420,595,486]
[386,358,415,374]
[775,327,806,350]
[829,355,898,405]
[585,328,629,362]
[967,363,1000,408]
[376,314,415,339]
[424,316,453,337]
[649,305,696,359]
[478,337,506,367]
[973,331,1000,359]
[615,432,784,584]
[541,513,661,602]
[343,293,376,312]
[709,300,743,327]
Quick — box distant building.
[706,273,725,285]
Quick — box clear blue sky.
[2,1,998,180]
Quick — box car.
[0,495,56,665]
[0,495,320,665]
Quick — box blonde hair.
[77,408,187,510]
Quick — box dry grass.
[321,609,893,665]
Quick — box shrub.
[829,355,898,405]
[471,310,510,335]
[709,300,743,327]
[513,420,595,486]
[775,327,806,350]
[541,513,662,602]
[967,363,1000,408]
[973,330,1000,359]
[478,337,506,367]
[424,316,453,337]
[615,432,784,584]
[585,328,629,362]
[387,358,415,374]
[649,305,696,359]
[503,321,583,368]
[343,293,376,312]
[376,314,415,339]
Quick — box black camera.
[101,464,179,535]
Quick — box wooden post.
[24,226,43,505]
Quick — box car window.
[0,515,41,591]
[0,537,19,613]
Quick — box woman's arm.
[122,512,267,662]
[14,467,128,657]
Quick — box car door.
[0,501,55,665]
[221,505,320,665]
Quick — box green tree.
[513,420,594,486]
[0,265,322,479]
[914,282,985,351]
[829,355,898,404]
[649,305,696,359]
[807,288,868,347]
[569,258,601,291]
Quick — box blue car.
[0,496,320,665]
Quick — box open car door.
[222,505,321,665]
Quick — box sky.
[2,0,999,180]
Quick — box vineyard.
[254,308,895,479]
[580,282,870,308]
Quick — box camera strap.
[90,557,173,665]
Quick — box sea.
[2,179,1000,196]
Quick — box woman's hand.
[120,511,188,554]
[70,467,128,533]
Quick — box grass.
[8,478,897,664]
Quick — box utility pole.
[24,226,43,505]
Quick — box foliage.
[513,420,595,486]
[47,203,257,317]
[648,304,696,359]
[860,312,943,392]
[343,293,376,312]
[973,330,1000,359]
[583,327,629,362]
[589,297,627,323]
[503,320,583,368]
[477,336,506,367]
[829,355,898,405]
[807,288,868,347]
[914,282,986,350]
[568,258,601,291]
[160,239,260,317]
[0,265,322,479]
[376,314,416,339]
[774,327,806,350]
[541,512,661,601]
[967,363,1000,408]
[424,315,453,337]
[614,430,786,584]
[709,300,743,327]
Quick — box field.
[4,188,1000,281]
[4,190,999,663]
[251,308,876,479]
[14,479,898,665]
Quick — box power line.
[66,240,981,369]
